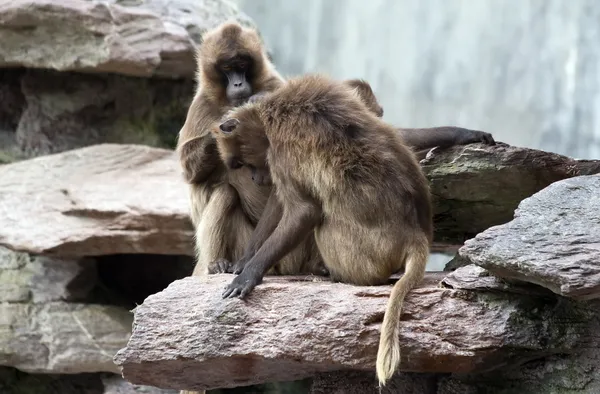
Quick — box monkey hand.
[222,269,262,299]
[208,257,249,274]
[180,137,219,184]
[207,258,235,274]
[459,130,496,146]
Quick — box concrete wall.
[235,0,600,160]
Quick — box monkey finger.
[222,286,235,298]
[232,262,246,275]
[239,285,254,299]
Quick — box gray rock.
[102,374,178,394]
[0,144,194,256]
[0,0,252,78]
[14,69,193,158]
[421,143,600,247]
[0,246,97,303]
[455,175,600,300]
[438,301,600,393]
[0,302,132,374]
[114,274,592,391]
[0,368,177,394]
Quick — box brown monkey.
[211,74,433,387]
[212,78,493,276]
[176,21,290,278]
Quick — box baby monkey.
[211,74,432,387]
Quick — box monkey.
[208,78,493,276]
[176,20,294,280]
[210,74,433,387]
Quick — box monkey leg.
[205,195,256,275]
[315,223,397,286]
[191,184,243,277]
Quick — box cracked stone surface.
[454,174,600,300]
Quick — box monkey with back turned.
[211,74,433,387]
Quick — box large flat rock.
[114,273,592,391]
[0,144,194,256]
[454,174,600,300]
[0,301,132,374]
[0,0,252,78]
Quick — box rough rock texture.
[421,143,600,245]
[0,144,194,256]
[0,302,132,374]
[0,246,97,303]
[114,273,594,391]
[14,69,194,157]
[0,368,177,394]
[454,175,600,300]
[0,0,252,78]
[0,68,193,159]
[437,301,600,393]
[2,143,597,257]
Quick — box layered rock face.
[2,1,600,394]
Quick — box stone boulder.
[13,69,194,157]
[113,273,593,391]
[422,142,600,247]
[0,0,252,78]
[0,246,97,303]
[0,301,132,374]
[453,175,600,300]
[0,144,194,256]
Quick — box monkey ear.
[219,118,240,134]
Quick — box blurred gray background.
[233,0,600,270]
[234,0,600,161]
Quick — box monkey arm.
[398,127,495,152]
[230,190,283,273]
[178,136,221,184]
[222,201,321,299]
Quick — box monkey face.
[215,116,270,184]
[219,56,253,105]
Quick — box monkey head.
[199,22,269,106]
[344,79,384,117]
[212,108,272,186]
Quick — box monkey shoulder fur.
[211,74,433,387]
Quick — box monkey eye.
[238,62,247,70]
[222,65,232,71]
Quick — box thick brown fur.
[177,21,325,281]
[212,74,433,387]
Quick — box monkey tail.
[376,237,428,387]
